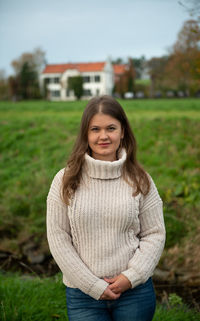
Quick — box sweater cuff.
[88,279,108,300]
[121,268,143,288]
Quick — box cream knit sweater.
[46,150,165,300]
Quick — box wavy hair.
[62,95,150,204]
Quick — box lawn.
[0,272,200,321]
[0,98,200,317]
[0,99,199,250]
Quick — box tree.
[173,20,200,52]
[8,75,19,100]
[11,47,46,75]
[68,76,83,100]
[19,62,38,99]
[146,20,200,97]
[132,56,146,79]
[179,0,200,23]
[114,58,135,97]
[147,56,169,96]
[0,70,9,100]
[112,58,124,64]
[165,20,200,95]
[10,47,46,100]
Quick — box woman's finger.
[100,287,121,300]
[104,276,118,283]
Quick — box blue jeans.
[66,278,156,321]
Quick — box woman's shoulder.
[146,172,159,189]
[139,172,162,212]
[53,168,65,182]
[47,168,66,202]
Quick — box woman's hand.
[104,274,132,294]
[99,274,132,300]
[99,286,121,300]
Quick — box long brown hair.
[62,95,150,204]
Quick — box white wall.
[40,61,115,101]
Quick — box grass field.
[0,99,199,251]
[1,272,200,321]
[0,98,200,318]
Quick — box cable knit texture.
[46,149,166,300]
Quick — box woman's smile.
[98,143,110,146]
[88,113,124,161]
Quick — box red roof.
[78,62,105,72]
[42,62,106,74]
[113,64,127,74]
[42,62,128,75]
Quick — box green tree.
[132,56,146,79]
[68,76,83,100]
[10,47,46,100]
[112,57,124,64]
[19,62,38,99]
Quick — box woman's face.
[88,113,124,161]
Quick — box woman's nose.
[99,130,108,139]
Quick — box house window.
[51,90,60,97]
[94,75,101,82]
[54,77,60,84]
[96,89,100,96]
[45,78,50,84]
[83,76,90,83]
[83,89,92,96]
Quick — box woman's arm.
[120,176,166,289]
[46,169,108,300]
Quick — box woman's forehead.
[89,113,120,125]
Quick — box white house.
[40,58,114,101]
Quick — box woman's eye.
[91,127,99,131]
[108,127,115,131]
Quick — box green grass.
[1,98,200,112]
[0,272,68,321]
[135,78,151,86]
[0,99,199,253]
[0,272,199,321]
[0,99,200,319]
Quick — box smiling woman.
[88,113,124,161]
[46,95,166,321]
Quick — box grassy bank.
[0,98,200,285]
[0,272,199,321]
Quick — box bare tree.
[179,0,200,22]
[11,47,46,76]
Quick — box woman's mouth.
[98,143,110,147]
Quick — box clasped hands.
[100,274,132,300]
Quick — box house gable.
[40,60,130,101]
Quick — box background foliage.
[0,99,199,254]
[0,98,200,319]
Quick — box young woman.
[46,95,166,321]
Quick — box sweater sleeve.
[121,175,166,288]
[46,169,108,300]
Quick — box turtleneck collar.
[84,149,127,179]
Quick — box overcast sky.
[0,0,190,76]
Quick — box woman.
[46,95,166,321]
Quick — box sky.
[0,0,190,76]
